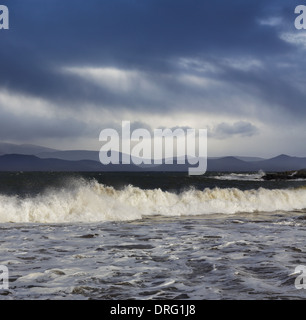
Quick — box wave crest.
[0,179,306,223]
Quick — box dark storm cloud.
[0,0,298,108]
[0,107,93,141]
[0,0,305,148]
[7,0,290,61]
[209,53,306,120]
[211,121,259,140]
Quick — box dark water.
[0,171,305,300]
[0,171,305,196]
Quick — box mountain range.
[0,142,305,172]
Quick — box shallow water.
[0,212,305,300]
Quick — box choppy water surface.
[0,172,305,300]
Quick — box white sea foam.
[211,170,306,182]
[0,179,306,223]
[211,170,265,181]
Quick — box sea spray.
[0,179,306,223]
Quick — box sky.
[0,0,306,157]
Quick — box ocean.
[0,171,306,300]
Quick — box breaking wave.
[210,170,265,181]
[0,179,306,223]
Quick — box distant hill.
[37,150,100,162]
[0,154,205,172]
[231,156,265,162]
[251,154,306,171]
[0,154,140,172]
[207,156,257,172]
[0,154,102,171]
[0,143,305,172]
[0,143,57,155]
[0,153,305,173]
[206,154,306,172]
